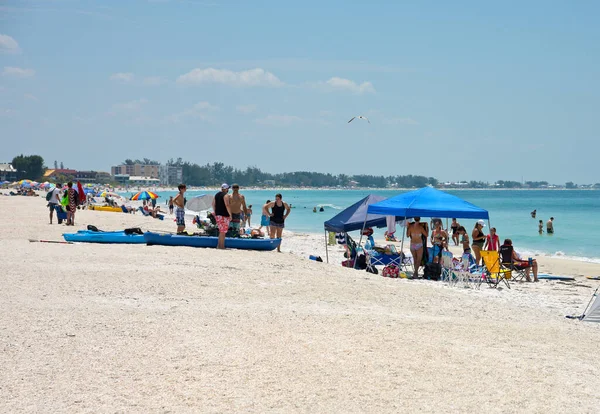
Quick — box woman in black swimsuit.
[450,218,460,246]
[471,220,486,266]
[265,193,291,252]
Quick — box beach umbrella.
[130,191,159,201]
[186,194,214,212]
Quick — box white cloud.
[0,34,20,54]
[177,67,284,87]
[111,98,148,112]
[165,101,218,123]
[110,72,134,82]
[319,110,334,117]
[3,66,35,78]
[24,93,39,101]
[323,77,375,94]
[236,104,257,114]
[254,114,302,126]
[142,76,164,86]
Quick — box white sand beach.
[1,195,600,412]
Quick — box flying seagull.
[348,116,370,124]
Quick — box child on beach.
[484,227,500,251]
[168,196,174,214]
[173,184,186,234]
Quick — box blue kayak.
[144,232,281,251]
[63,230,146,244]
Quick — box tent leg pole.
[325,230,329,263]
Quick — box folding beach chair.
[499,245,529,282]
[440,251,455,283]
[481,250,511,289]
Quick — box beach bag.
[124,227,143,235]
[46,191,53,202]
[382,264,400,278]
[424,262,441,281]
[366,263,378,275]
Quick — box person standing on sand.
[212,184,232,249]
[173,184,186,234]
[245,205,253,227]
[259,200,271,234]
[407,217,428,277]
[484,227,500,251]
[547,217,554,234]
[48,183,62,224]
[226,184,248,235]
[66,182,78,226]
[450,218,460,246]
[168,196,174,214]
[471,220,486,266]
[264,194,291,252]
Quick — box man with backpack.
[47,183,63,224]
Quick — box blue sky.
[1,0,598,184]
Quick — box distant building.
[0,163,18,182]
[129,176,160,186]
[113,174,130,185]
[43,169,78,179]
[44,169,110,183]
[159,165,183,186]
[111,164,159,179]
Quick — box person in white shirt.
[48,183,63,224]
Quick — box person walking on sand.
[226,184,248,235]
[48,183,63,224]
[407,217,428,277]
[212,184,232,249]
[259,200,271,234]
[173,184,187,234]
[264,194,291,252]
[66,182,78,226]
[547,217,554,234]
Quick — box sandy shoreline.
[1,195,600,412]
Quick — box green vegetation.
[11,154,46,180]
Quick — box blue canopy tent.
[323,195,404,263]
[367,187,489,220]
[364,187,490,267]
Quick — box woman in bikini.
[450,218,460,246]
[458,226,471,254]
[431,221,448,263]
[407,217,428,277]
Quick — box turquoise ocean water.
[131,189,600,263]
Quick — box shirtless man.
[173,183,186,233]
[407,217,428,277]
[546,217,554,234]
[226,184,248,235]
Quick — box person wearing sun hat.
[471,219,487,266]
[212,183,232,249]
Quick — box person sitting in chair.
[499,239,539,282]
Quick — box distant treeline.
[166,158,438,188]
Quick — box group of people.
[173,183,291,252]
[406,217,538,281]
[531,210,555,234]
[47,182,79,226]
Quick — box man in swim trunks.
[212,183,232,249]
[173,183,187,233]
[259,200,271,234]
[48,183,62,224]
[407,217,428,277]
[546,217,554,234]
[226,184,248,236]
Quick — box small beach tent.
[367,186,489,220]
[324,195,392,233]
[323,195,403,263]
[581,288,600,323]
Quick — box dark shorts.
[270,221,285,229]
[48,202,57,211]
[547,228,554,234]
[231,213,241,223]
[472,241,485,248]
